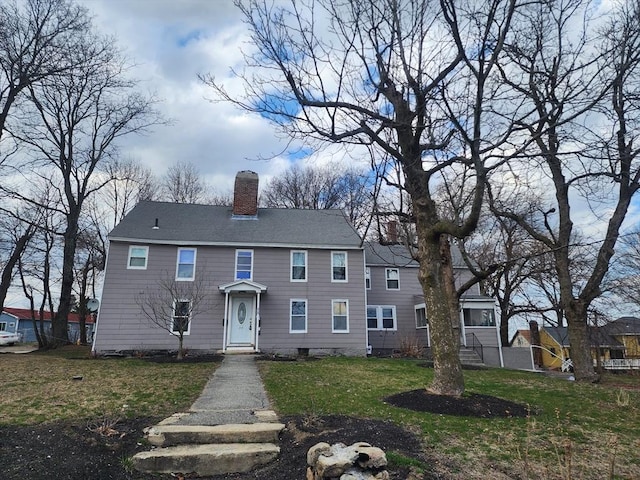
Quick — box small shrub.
[397,336,424,358]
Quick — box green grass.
[259,357,640,479]
[1,346,217,426]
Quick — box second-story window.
[332,251,347,282]
[291,250,307,281]
[385,268,399,290]
[235,250,253,280]
[176,248,196,280]
[128,246,148,270]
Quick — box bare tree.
[160,160,210,204]
[135,273,210,360]
[488,0,640,381]
[204,0,522,395]
[4,25,161,346]
[263,163,373,232]
[462,209,556,346]
[0,207,40,312]
[0,0,89,146]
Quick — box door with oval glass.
[228,295,254,346]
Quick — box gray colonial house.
[364,243,503,367]
[92,170,503,366]
[92,171,367,356]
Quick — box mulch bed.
[385,390,532,418]
[0,389,532,480]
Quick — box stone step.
[145,422,285,447]
[132,442,280,476]
[458,349,484,365]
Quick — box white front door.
[228,296,255,347]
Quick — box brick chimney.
[529,321,542,367]
[386,221,399,244]
[233,170,259,216]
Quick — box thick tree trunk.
[418,232,464,396]
[565,301,598,382]
[52,213,80,346]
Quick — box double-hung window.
[415,306,428,329]
[331,252,347,282]
[332,299,349,333]
[127,246,148,269]
[385,268,399,290]
[291,251,307,282]
[172,300,191,335]
[290,299,307,333]
[366,305,396,330]
[235,250,253,280]
[365,267,371,289]
[176,248,196,280]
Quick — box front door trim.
[219,280,267,353]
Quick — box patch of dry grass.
[0,346,216,425]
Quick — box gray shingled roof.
[543,326,624,348]
[109,201,362,248]
[364,242,466,267]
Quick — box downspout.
[363,253,370,355]
[495,301,504,367]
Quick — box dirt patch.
[1,393,530,479]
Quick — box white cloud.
[79,0,300,193]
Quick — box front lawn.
[1,346,216,425]
[259,357,640,479]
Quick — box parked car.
[0,331,21,346]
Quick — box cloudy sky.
[80,0,297,195]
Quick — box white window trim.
[366,305,397,331]
[290,250,308,282]
[415,304,428,329]
[331,299,349,333]
[290,298,308,333]
[171,299,191,335]
[127,245,149,270]
[235,249,254,280]
[385,268,400,290]
[365,267,371,290]
[175,247,197,281]
[331,251,348,283]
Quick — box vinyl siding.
[94,241,366,355]
[366,265,424,351]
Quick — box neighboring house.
[1,307,91,343]
[364,242,503,367]
[510,330,532,348]
[93,171,367,356]
[536,325,625,370]
[603,317,640,358]
[0,311,20,337]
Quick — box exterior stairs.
[458,347,485,366]
[132,417,285,476]
[131,354,284,477]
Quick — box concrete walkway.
[164,354,277,426]
[133,354,283,476]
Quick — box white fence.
[595,359,640,370]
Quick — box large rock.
[307,441,388,480]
